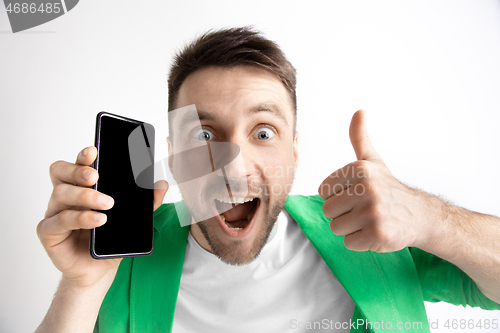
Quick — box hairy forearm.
[416,192,500,303]
[35,275,113,333]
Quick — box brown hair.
[167,27,297,129]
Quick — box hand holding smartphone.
[36,115,159,332]
[90,112,155,259]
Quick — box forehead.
[175,66,294,125]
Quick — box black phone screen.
[90,112,155,259]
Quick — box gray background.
[1,1,499,332]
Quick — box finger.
[45,183,114,218]
[329,209,365,236]
[322,188,357,219]
[349,110,382,162]
[75,146,97,166]
[154,180,169,211]
[49,160,99,188]
[37,210,107,247]
[318,161,368,199]
[343,229,371,252]
[49,147,98,187]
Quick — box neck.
[189,222,213,253]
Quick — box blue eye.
[192,129,215,141]
[254,127,275,140]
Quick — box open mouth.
[213,196,260,233]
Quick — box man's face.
[168,65,299,265]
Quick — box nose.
[209,139,256,183]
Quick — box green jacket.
[94,195,500,333]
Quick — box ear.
[293,130,299,167]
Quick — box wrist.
[60,269,116,296]
[411,191,454,255]
[35,272,115,333]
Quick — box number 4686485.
[443,319,498,330]
[6,3,61,14]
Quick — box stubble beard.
[183,180,293,266]
[197,193,286,265]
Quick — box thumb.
[154,180,169,211]
[349,110,382,161]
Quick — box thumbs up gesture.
[318,110,430,253]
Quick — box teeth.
[219,214,243,231]
[215,197,255,205]
[219,214,246,231]
[217,196,257,231]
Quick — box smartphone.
[90,112,155,259]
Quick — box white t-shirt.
[172,210,355,332]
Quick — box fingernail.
[83,147,89,156]
[98,195,113,206]
[93,213,103,222]
[83,170,93,180]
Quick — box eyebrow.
[249,103,290,128]
[175,109,217,131]
[175,102,290,130]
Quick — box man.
[36,27,500,333]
